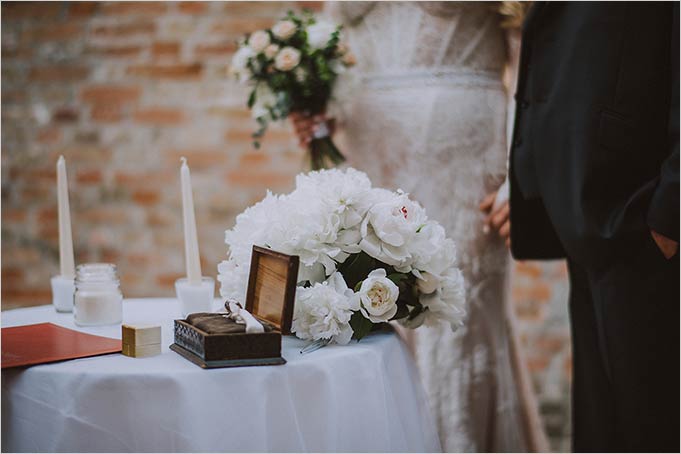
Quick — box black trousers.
[567,233,679,452]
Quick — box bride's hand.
[289,112,335,147]
[479,190,511,248]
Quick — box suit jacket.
[509,1,679,271]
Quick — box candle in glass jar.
[180,157,202,285]
[57,156,75,279]
[74,263,123,326]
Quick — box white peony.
[292,272,359,344]
[357,269,399,323]
[419,268,466,331]
[272,20,297,40]
[359,190,427,268]
[415,271,440,295]
[248,30,270,53]
[410,221,458,276]
[274,47,301,71]
[251,84,277,120]
[307,19,336,50]
[264,44,280,59]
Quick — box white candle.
[57,156,75,279]
[180,157,202,285]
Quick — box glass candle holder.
[74,263,123,326]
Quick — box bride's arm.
[481,9,525,246]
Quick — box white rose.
[274,47,301,71]
[292,272,359,345]
[272,20,297,40]
[357,269,399,323]
[307,19,336,50]
[264,44,280,59]
[229,46,254,82]
[248,30,271,53]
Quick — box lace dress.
[327,2,548,452]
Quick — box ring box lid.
[245,246,299,335]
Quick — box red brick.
[91,104,123,122]
[81,85,140,104]
[76,169,103,184]
[92,21,155,37]
[297,1,324,12]
[226,170,294,189]
[164,149,230,170]
[29,22,83,41]
[87,45,143,58]
[52,107,79,123]
[37,127,61,144]
[134,108,185,126]
[23,167,57,183]
[2,267,24,283]
[126,63,202,79]
[101,2,167,15]
[156,272,184,288]
[69,2,99,17]
[515,261,543,279]
[80,207,131,224]
[2,208,27,223]
[222,3,282,16]
[194,42,237,57]
[152,41,180,58]
[29,66,89,82]
[239,152,271,166]
[179,1,208,14]
[526,356,550,374]
[132,189,160,206]
[1,288,52,308]
[2,2,62,19]
[211,19,275,37]
[114,171,174,187]
[512,282,552,302]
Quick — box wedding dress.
[327,2,548,452]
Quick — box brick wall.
[1,2,571,450]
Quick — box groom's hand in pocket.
[480,192,511,248]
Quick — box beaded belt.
[361,67,503,90]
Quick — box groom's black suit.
[509,2,679,452]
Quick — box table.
[1,298,441,453]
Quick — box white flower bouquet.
[217,168,466,345]
[230,11,354,170]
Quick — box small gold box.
[122,325,161,358]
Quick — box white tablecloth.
[1,299,441,453]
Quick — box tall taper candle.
[57,156,75,279]
[180,157,202,285]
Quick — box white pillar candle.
[57,156,75,279]
[180,157,202,285]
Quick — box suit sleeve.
[647,3,679,241]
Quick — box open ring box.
[170,246,299,368]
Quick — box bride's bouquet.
[230,11,354,170]
[218,168,466,345]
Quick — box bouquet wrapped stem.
[308,117,345,170]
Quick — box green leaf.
[247,90,256,108]
[350,311,373,341]
[336,251,375,290]
[387,273,407,285]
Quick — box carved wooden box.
[170,246,299,368]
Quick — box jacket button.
[514,137,523,147]
[520,101,529,109]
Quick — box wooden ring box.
[170,246,299,368]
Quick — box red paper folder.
[1,322,122,369]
